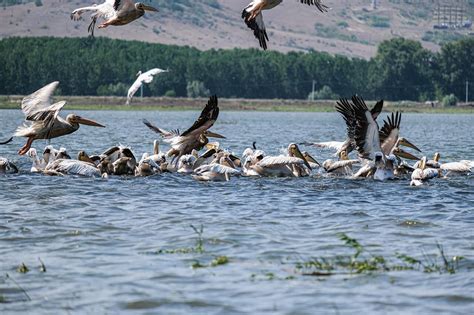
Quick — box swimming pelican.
[410,157,441,186]
[322,151,359,176]
[143,95,225,166]
[242,0,328,50]
[71,0,159,37]
[44,159,101,177]
[1,82,105,155]
[245,143,312,177]
[126,68,169,105]
[135,153,161,177]
[192,156,241,182]
[177,154,197,174]
[0,157,18,174]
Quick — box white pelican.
[126,68,169,105]
[413,153,471,176]
[192,156,241,182]
[242,0,328,50]
[322,151,359,176]
[135,153,161,177]
[177,154,197,174]
[245,143,312,177]
[143,95,225,166]
[44,159,101,177]
[1,82,105,155]
[71,0,159,37]
[410,157,441,186]
[147,140,167,164]
[0,157,18,174]
[27,148,46,173]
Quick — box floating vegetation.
[155,224,205,255]
[210,256,229,267]
[16,263,29,274]
[296,234,464,277]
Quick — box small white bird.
[126,68,169,105]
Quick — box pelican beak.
[76,117,105,128]
[393,148,420,161]
[292,145,312,170]
[142,5,158,12]
[205,131,226,139]
[205,142,220,150]
[399,138,422,152]
[420,157,427,170]
[303,152,321,167]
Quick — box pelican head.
[418,156,427,170]
[392,147,420,161]
[135,3,159,12]
[67,114,105,128]
[288,143,311,170]
[433,152,441,162]
[78,151,95,164]
[398,137,422,152]
[153,140,160,155]
[374,152,385,168]
[339,150,349,161]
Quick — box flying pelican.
[242,0,328,50]
[71,0,159,37]
[0,157,18,174]
[126,68,169,105]
[143,95,225,166]
[1,82,105,155]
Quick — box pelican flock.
[0,0,471,185]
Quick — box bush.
[442,94,458,107]
[308,85,339,100]
[164,89,176,97]
[186,81,210,98]
[96,83,129,96]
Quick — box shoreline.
[1,96,473,114]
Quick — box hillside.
[1,0,473,58]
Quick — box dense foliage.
[0,36,472,101]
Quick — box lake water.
[0,110,473,314]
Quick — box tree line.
[0,36,472,102]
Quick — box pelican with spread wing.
[143,95,225,166]
[242,0,328,50]
[1,82,105,156]
[71,0,158,36]
[126,68,169,105]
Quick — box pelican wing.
[440,162,471,173]
[181,95,219,137]
[22,81,60,119]
[379,112,401,156]
[371,100,384,120]
[113,0,135,12]
[352,95,381,160]
[45,159,100,177]
[143,119,178,139]
[325,160,359,173]
[210,164,241,175]
[298,0,329,13]
[127,77,145,103]
[242,9,268,50]
[258,156,305,167]
[336,98,356,141]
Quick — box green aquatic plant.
[16,263,29,274]
[155,224,206,254]
[210,256,229,267]
[296,235,464,277]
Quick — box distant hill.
[1,0,473,58]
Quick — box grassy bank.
[0,96,472,114]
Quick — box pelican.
[1,82,105,155]
[245,143,312,177]
[143,95,225,166]
[410,157,441,186]
[192,156,241,182]
[322,151,359,176]
[0,157,18,174]
[44,159,101,177]
[27,148,46,173]
[126,68,169,105]
[135,153,161,177]
[147,140,167,164]
[71,0,159,37]
[242,0,328,50]
[177,154,197,174]
[303,98,384,157]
